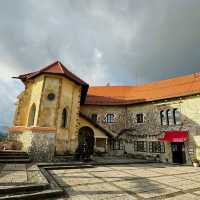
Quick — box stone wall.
[10,131,56,162]
[81,95,200,164]
[80,105,126,136]
[121,98,200,164]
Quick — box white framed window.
[105,113,115,123]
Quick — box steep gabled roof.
[85,72,200,105]
[14,61,89,104]
[14,60,87,85]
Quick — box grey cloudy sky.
[1,0,200,126]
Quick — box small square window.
[149,141,165,153]
[136,113,144,123]
[134,141,147,152]
[106,113,114,123]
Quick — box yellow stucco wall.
[78,116,108,152]
[13,87,31,126]
[37,76,60,127]
[13,76,44,127]
[12,73,83,155]
[55,77,81,154]
[28,75,44,126]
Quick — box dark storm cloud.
[0,0,200,125]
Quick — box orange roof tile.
[14,61,89,104]
[14,60,87,85]
[85,72,200,105]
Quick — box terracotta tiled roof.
[14,61,87,85]
[14,61,89,104]
[85,72,200,105]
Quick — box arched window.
[28,103,36,127]
[166,109,173,125]
[173,108,181,125]
[61,108,68,128]
[160,110,164,125]
[166,109,170,125]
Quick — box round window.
[47,93,55,101]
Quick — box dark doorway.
[171,142,186,164]
[77,126,95,160]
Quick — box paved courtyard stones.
[165,193,200,200]
[51,163,200,200]
[0,163,47,185]
[0,162,200,199]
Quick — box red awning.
[159,131,188,142]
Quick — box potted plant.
[192,157,199,167]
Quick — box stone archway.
[77,126,95,160]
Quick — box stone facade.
[10,130,56,162]
[80,105,126,136]
[81,96,200,165]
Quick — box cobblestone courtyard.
[51,163,200,200]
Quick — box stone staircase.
[0,151,32,163]
[0,164,64,200]
[0,183,63,200]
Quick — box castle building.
[9,61,200,164]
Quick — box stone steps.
[0,184,49,196]
[0,158,32,163]
[0,151,31,163]
[0,183,49,195]
[0,150,27,154]
[0,155,29,159]
[0,189,62,200]
[0,164,64,200]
